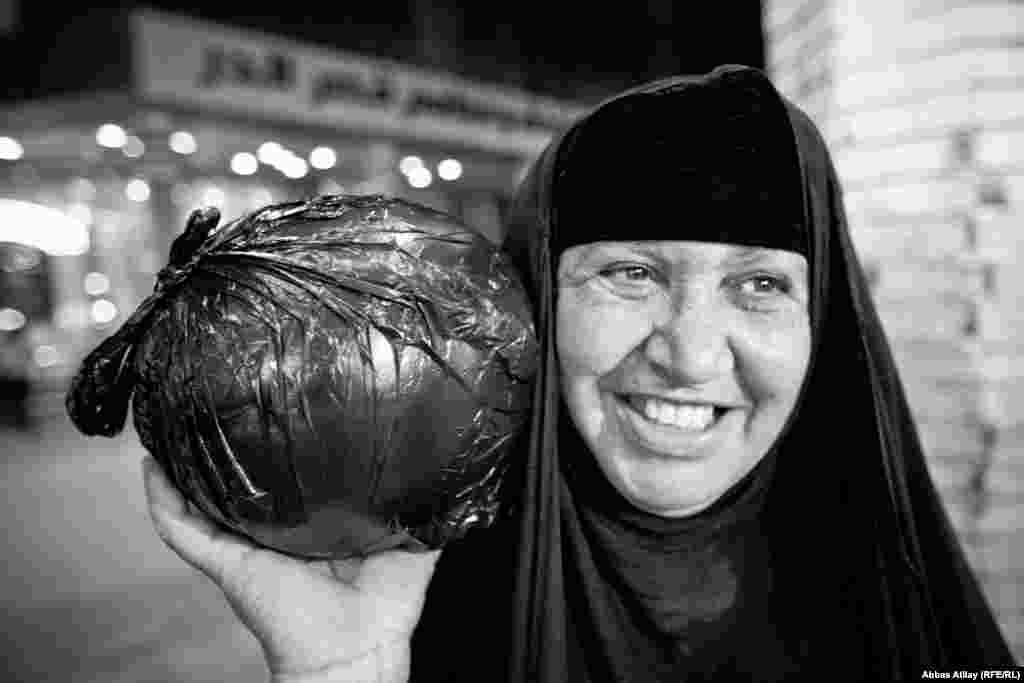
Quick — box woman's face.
[557,240,811,517]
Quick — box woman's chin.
[610,466,729,518]
[625,489,720,518]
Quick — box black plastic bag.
[66,195,538,558]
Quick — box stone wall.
[766,0,1024,660]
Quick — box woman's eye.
[599,264,655,283]
[737,274,789,296]
[592,263,662,298]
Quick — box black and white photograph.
[0,2,1021,681]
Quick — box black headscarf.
[411,65,1014,681]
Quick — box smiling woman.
[137,65,1015,683]
[413,64,1015,682]
[557,241,810,518]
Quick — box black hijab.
[411,65,1014,682]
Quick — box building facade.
[766,0,1024,660]
[0,8,585,410]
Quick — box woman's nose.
[642,302,734,384]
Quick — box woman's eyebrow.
[577,243,806,273]
[722,246,773,265]
[722,247,806,274]
[617,242,766,262]
[574,242,660,265]
[615,243,675,264]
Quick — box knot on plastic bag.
[66,207,223,437]
[155,207,221,293]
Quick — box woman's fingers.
[141,455,248,582]
[144,454,440,616]
[142,456,440,677]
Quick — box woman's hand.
[142,456,440,683]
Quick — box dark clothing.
[411,65,1013,682]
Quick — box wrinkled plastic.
[66,194,538,559]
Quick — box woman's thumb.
[142,455,247,583]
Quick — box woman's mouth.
[618,394,725,431]
[624,395,719,430]
[612,393,732,457]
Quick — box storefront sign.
[133,10,585,156]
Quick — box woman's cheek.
[733,313,811,396]
[557,291,649,378]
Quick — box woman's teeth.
[628,396,716,430]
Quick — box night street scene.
[2,1,1023,681]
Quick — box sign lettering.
[135,10,587,155]
[197,46,295,91]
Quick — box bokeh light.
[399,155,425,175]
[125,179,151,202]
[33,344,60,368]
[91,299,119,325]
[0,137,24,161]
[438,158,463,181]
[0,307,27,332]
[96,124,127,149]
[231,152,259,176]
[83,272,111,296]
[258,141,285,165]
[310,146,337,170]
[407,166,433,188]
[169,131,197,155]
[281,156,309,179]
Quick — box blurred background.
[0,1,1021,680]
